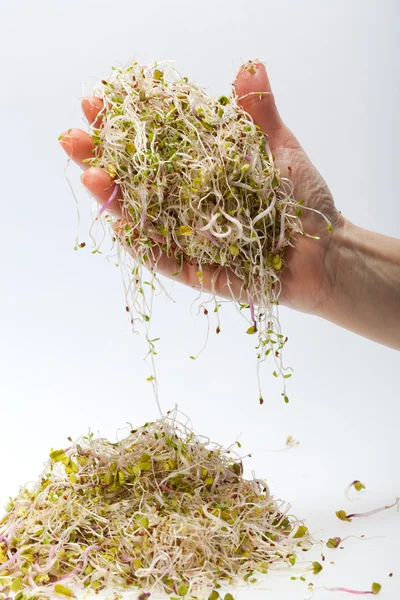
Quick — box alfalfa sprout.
[0,412,312,600]
[82,60,331,404]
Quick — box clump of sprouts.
[84,60,326,403]
[0,412,312,600]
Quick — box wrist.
[317,218,400,349]
[318,218,363,315]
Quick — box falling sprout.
[326,534,383,549]
[345,480,366,501]
[336,498,399,522]
[317,582,382,595]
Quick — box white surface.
[0,0,399,598]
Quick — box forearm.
[319,219,400,349]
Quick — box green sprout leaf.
[326,537,340,549]
[371,582,382,595]
[49,449,66,462]
[293,525,308,539]
[246,326,256,334]
[312,561,323,575]
[336,510,352,522]
[218,95,230,105]
[177,583,189,596]
[11,578,23,592]
[179,225,193,236]
[353,480,366,492]
[272,254,282,270]
[54,584,75,597]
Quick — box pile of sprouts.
[84,60,328,403]
[0,413,312,600]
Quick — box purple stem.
[0,550,20,571]
[34,548,57,574]
[56,561,83,582]
[99,183,119,216]
[0,536,8,546]
[160,484,174,493]
[248,294,257,331]
[323,588,373,595]
[347,498,398,520]
[274,209,286,254]
[202,229,221,248]
[120,555,132,563]
[245,154,252,162]
[83,545,101,567]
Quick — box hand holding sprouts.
[60,59,336,402]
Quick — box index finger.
[82,96,105,128]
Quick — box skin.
[60,61,400,350]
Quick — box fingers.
[82,96,104,128]
[59,105,124,217]
[234,61,284,138]
[59,96,104,169]
[81,168,124,217]
[59,128,96,170]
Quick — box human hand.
[59,61,343,316]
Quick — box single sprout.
[285,435,299,449]
[345,480,366,500]
[326,534,381,549]
[318,582,382,595]
[293,525,309,539]
[81,59,330,404]
[336,498,399,522]
[0,411,312,600]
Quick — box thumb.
[234,61,284,139]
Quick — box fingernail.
[80,173,86,185]
[58,129,72,142]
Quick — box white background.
[0,0,399,598]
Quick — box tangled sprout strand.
[0,414,311,600]
[86,60,317,397]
